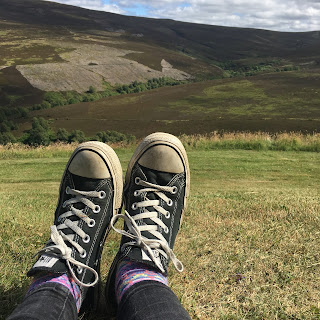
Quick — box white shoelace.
[36,187,105,287]
[111,179,184,273]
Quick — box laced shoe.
[27,141,123,312]
[105,132,190,315]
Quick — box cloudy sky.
[45,0,320,32]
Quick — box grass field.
[1,142,319,319]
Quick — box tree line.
[0,117,136,146]
[218,60,300,77]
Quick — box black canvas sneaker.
[27,141,123,312]
[105,132,190,315]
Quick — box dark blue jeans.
[8,281,191,320]
[7,283,77,320]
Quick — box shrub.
[0,110,6,123]
[0,120,18,132]
[95,130,136,143]
[65,92,83,104]
[23,117,54,146]
[31,104,42,111]
[24,128,50,146]
[69,130,86,143]
[0,122,10,133]
[56,128,70,142]
[17,107,28,118]
[88,86,97,94]
[0,132,16,145]
[43,92,67,107]
[40,101,52,109]
[82,93,102,102]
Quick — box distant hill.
[1,0,320,93]
[0,0,223,98]
[1,0,320,64]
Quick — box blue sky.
[44,0,320,32]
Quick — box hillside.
[1,0,320,91]
[16,70,320,137]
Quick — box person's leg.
[8,141,123,319]
[117,281,191,320]
[8,282,77,320]
[105,132,191,319]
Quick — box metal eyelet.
[132,203,137,210]
[134,190,139,197]
[83,235,90,243]
[65,186,71,194]
[165,211,170,219]
[167,199,173,207]
[164,226,169,234]
[172,186,178,194]
[99,191,106,199]
[62,201,67,208]
[88,219,95,228]
[80,250,86,258]
[135,177,141,185]
[93,205,101,213]
[77,267,83,274]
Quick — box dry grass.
[0,142,134,159]
[180,132,320,152]
[1,144,319,319]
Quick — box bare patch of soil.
[16,43,191,92]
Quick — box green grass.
[1,146,320,319]
[167,75,320,119]
[180,150,320,319]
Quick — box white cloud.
[148,0,320,31]
[44,0,320,31]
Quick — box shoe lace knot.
[36,187,103,287]
[111,179,184,273]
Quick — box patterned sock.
[27,273,82,312]
[115,258,168,304]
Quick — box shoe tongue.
[71,172,100,192]
[140,165,174,186]
[67,171,102,211]
[139,165,174,201]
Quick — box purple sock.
[27,273,82,312]
[115,258,168,304]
